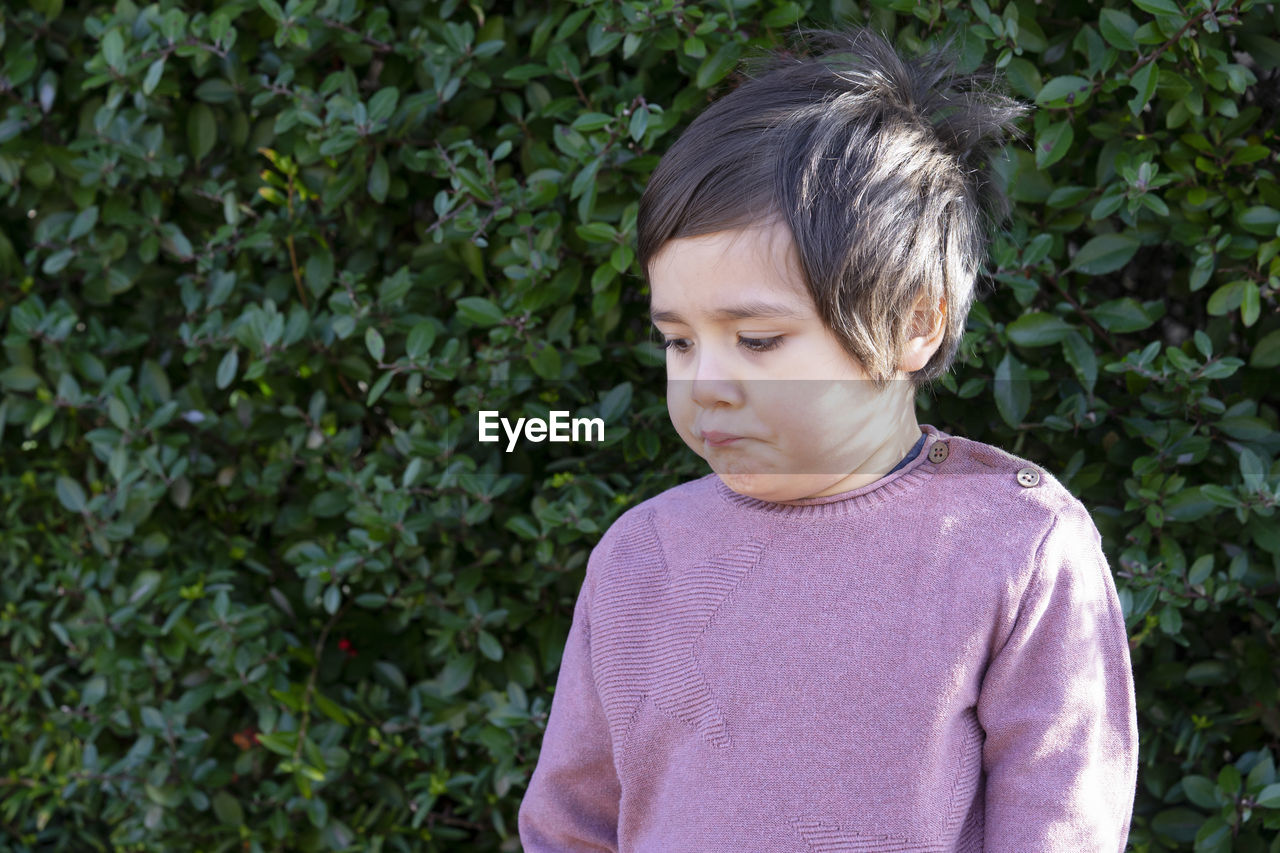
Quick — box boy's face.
[648,221,920,503]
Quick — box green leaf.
[68,205,99,241]
[598,382,632,421]
[216,348,238,390]
[143,58,166,95]
[1193,815,1230,853]
[365,326,385,362]
[1218,764,1241,795]
[530,345,561,380]
[256,732,295,756]
[56,476,86,512]
[570,112,613,132]
[130,570,163,604]
[102,29,124,71]
[367,86,399,123]
[212,792,244,826]
[0,365,44,392]
[1133,0,1184,16]
[1127,63,1159,115]
[366,371,392,406]
[194,79,237,104]
[313,691,351,725]
[1251,329,1280,367]
[257,0,285,22]
[1098,9,1138,50]
[42,248,73,274]
[367,154,389,203]
[456,296,505,327]
[505,516,539,539]
[1150,807,1201,842]
[1187,555,1214,585]
[1257,782,1280,808]
[762,2,804,27]
[1034,75,1091,108]
[305,251,333,299]
[570,158,600,201]
[1067,233,1140,275]
[407,322,436,359]
[1006,312,1073,347]
[1206,280,1245,316]
[374,661,407,691]
[628,106,649,143]
[1034,120,1073,169]
[436,653,475,696]
[188,104,217,163]
[696,41,742,90]
[145,784,183,808]
[1092,298,1155,333]
[477,630,503,661]
[1061,331,1097,393]
[1237,34,1280,71]
[1238,206,1280,235]
[309,491,349,518]
[1241,281,1260,326]
[81,676,107,708]
[1185,661,1231,686]
[993,350,1029,429]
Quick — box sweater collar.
[711,423,949,517]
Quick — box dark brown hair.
[637,27,1033,389]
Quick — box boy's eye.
[739,336,782,353]
[661,337,783,354]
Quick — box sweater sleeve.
[976,500,1139,851]
[517,536,621,852]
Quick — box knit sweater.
[518,423,1139,852]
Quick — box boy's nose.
[689,376,744,408]
[686,352,745,408]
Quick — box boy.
[518,26,1138,851]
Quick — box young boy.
[518,26,1138,851]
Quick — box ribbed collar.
[711,423,949,518]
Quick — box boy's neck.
[791,411,924,501]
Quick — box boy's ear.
[899,293,947,373]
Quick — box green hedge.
[1,0,1279,850]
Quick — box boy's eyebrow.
[650,301,804,324]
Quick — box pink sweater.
[518,423,1138,851]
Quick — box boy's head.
[638,27,1030,501]
[638,26,1031,390]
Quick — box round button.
[1016,467,1040,488]
[928,442,949,463]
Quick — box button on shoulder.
[1016,466,1041,488]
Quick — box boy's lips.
[701,430,743,447]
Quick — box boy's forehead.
[648,229,813,322]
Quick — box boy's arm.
[976,500,1139,852]
[518,539,621,852]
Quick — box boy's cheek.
[666,397,706,461]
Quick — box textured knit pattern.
[518,424,1139,852]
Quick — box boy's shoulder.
[594,475,720,546]
[942,430,1098,533]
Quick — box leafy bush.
[1,0,1278,850]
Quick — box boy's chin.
[715,471,845,504]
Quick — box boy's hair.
[637,27,1032,390]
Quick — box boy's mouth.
[701,431,743,447]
